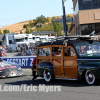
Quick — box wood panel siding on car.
[63,56,78,78]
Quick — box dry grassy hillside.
[0,21,32,33]
[0,14,73,34]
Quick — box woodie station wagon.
[33,36,100,85]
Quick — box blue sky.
[0,0,73,27]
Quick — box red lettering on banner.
[8,66,17,68]
[0,66,17,70]
[0,67,6,70]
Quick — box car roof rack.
[55,35,96,41]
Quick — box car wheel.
[85,70,95,85]
[43,69,52,82]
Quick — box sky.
[0,0,73,27]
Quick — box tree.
[46,17,51,23]
[35,23,54,32]
[3,29,10,34]
[36,15,46,24]
[20,30,23,34]
[51,16,56,22]
[25,28,29,34]
[53,22,62,36]
[66,15,71,17]
[23,24,27,28]
[36,23,43,28]
[30,28,33,33]
[35,28,37,32]
[0,30,2,34]
[33,19,38,26]
[29,20,34,27]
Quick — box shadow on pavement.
[5,77,100,87]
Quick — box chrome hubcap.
[44,70,51,82]
[88,73,93,78]
[47,72,50,75]
[85,70,95,85]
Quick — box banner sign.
[1,56,36,68]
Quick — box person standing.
[18,43,21,54]
[31,57,37,80]
[21,45,23,56]
[26,44,28,55]
[31,44,36,56]
[24,45,26,56]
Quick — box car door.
[63,46,78,79]
[51,46,63,78]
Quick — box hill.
[0,20,34,33]
[0,14,73,34]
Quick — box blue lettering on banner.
[7,59,9,62]
[22,59,25,66]
[19,59,21,66]
[1,56,36,68]
[16,59,18,64]
[25,58,28,66]
[13,59,15,64]
[30,58,34,66]
[10,59,12,62]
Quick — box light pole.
[62,0,67,36]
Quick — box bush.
[35,24,54,31]
[23,24,27,28]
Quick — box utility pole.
[62,0,67,36]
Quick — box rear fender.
[38,62,54,77]
[78,63,99,80]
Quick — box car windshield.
[40,38,47,42]
[35,37,40,41]
[48,38,53,40]
[29,38,32,41]
[76,44,100,56]
[16,38,25,42]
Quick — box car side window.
[70,48,75,56]
[64,47,70,56]
[38,47,50,57]
[64,47,75,56]
[52,47,61,56]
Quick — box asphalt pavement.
[0,69,100,100]
[2,53,100,100]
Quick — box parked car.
[0,58,23,78]
[32,36,100,85]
